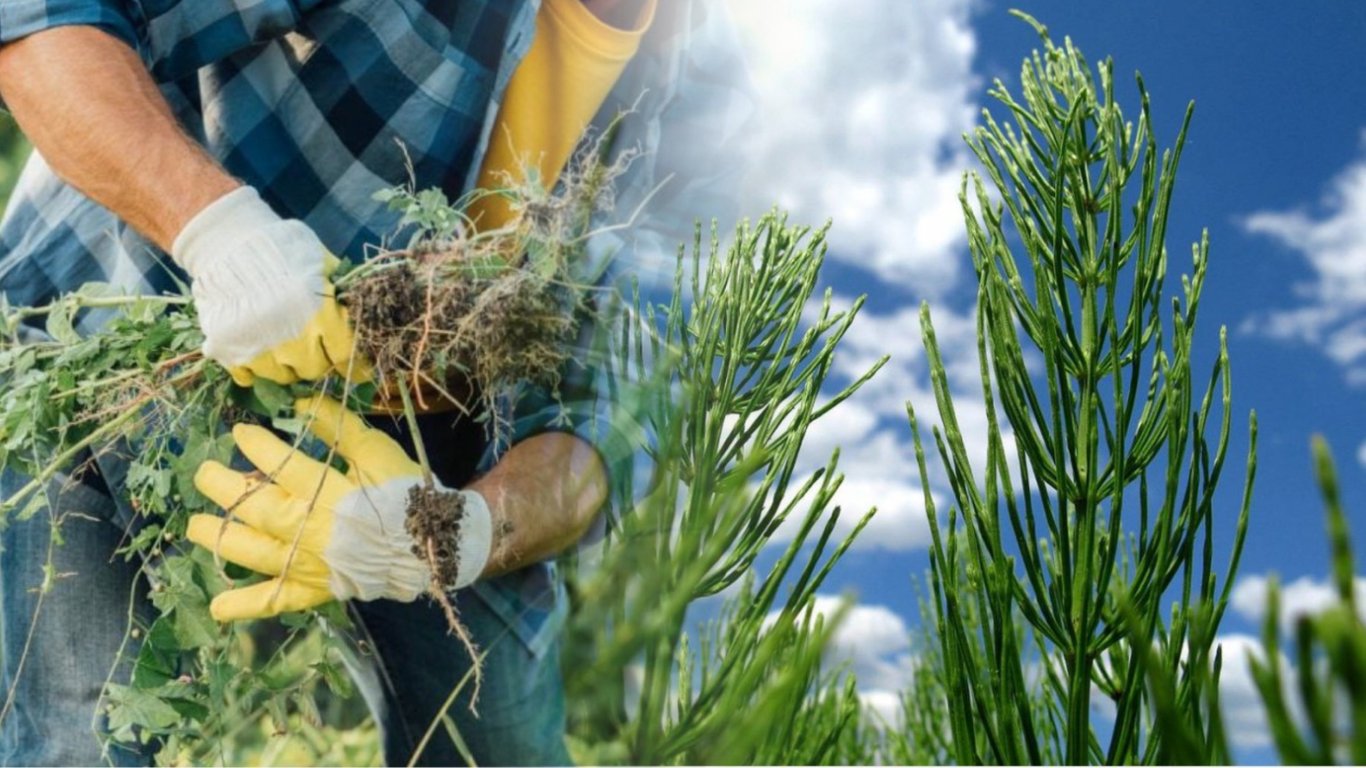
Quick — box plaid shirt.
[0,0,756,658]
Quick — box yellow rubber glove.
[185,396,493,621]
[226,277,368,388]
[171,187,369,387]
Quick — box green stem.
[394,373,435,487]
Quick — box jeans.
[0,410,573,766]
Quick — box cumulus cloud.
[776,396,936,550]
[724,1,1006,553]
[1231,573,1366,633]
[767,594,916,725]
[1241,139,1366,385]
[729,0,979,296]
[1358,439,1366,469]
[1215,633,1287,753]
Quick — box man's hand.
[186,396,493,621]
[171,187,365,385]
[0,28,361,385]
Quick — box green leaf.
[132,618,178,689]
[44,300,79,345]
[73,281,121,300]
[206,659,236,707]
[164,695,210,724]
[171,429,235,508]
[251,378,294,416]
[149,556,219,649]
[313,659,354,699]
[105,684,182,742]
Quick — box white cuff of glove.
[451,489,494,590]
[171,186,328,367]
[326,483,494,603]
[172,186,284,274]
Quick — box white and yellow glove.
[185,396,493,621]
[171,186,366,386]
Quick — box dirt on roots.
[341,247,578,413]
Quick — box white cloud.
[729,0,979,296]
[859,689,904,728]
[1241,139,1366,384]
[724,2,1010,554]
[763,596,914,682]
[780,399,936,550]
[765,594,916,726]
[1358,439,1366,469]
[1216,633,1285,753]
[1230,573,1366,633]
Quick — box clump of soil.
[405,483,467,590]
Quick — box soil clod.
[405,483,467,590]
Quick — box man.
[0,0,754,764]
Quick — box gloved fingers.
[194,461,306,539]
[322,251,343,277]
[228,365,256,388]
[186,514,294,576]
[232,423,349,502]
[264,334,333,383]
[236,350,300,386]
[294,396,415,483]
[207,578,333,622]
[313,296,373,384]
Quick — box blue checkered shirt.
[0,0,756,658]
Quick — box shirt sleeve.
[489,0,760,548]
[0,0,141,49]
[491,287,652,544]
[0,1,317,85]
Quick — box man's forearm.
[471,432,609,577]
[0,26,239,251]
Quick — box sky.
[726,0,1366,760]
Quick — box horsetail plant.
[906,14,1256,764]
[1249,437,1366,765]
[562,214,883,765]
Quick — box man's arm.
[473,432,609,577]
[0,26,238,250]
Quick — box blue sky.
[728,0,1365,757]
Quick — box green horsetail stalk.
[562,214,884,764]
[1248,438,1366,765]
[907,13,1256,764]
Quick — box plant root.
[340,244,579,434]
[406,484,484,709]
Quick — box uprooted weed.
[334,136,634,692]
[341,131,630,431]
[342,243,577,416]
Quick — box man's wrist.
[157,163,244,255]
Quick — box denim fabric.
[344,588,573,766]
[0,465,158,767]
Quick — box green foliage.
[0,290,366,761]
[0,114,28,213]
[1248,438,1366,765]
[562,214,885,765]
[905,13,1255,764]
